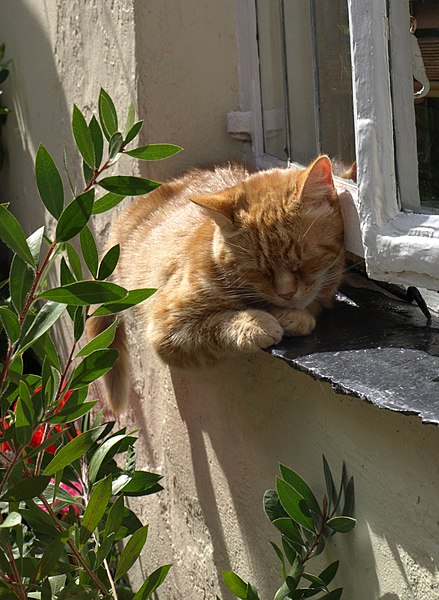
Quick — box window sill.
[268,275,439,425]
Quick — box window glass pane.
[283,1,318,164]
[256,0,355,170]
[312,0,355,166]
[256,1,288,160]
[411,0,439,210]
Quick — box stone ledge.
[268,277,439,424]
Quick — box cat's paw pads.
[271,308,316,336]
[235,311,283,351]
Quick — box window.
[232,0,439,293]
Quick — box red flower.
[1,386,73,454]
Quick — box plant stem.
[303,511,329,564]
[4,542,27,600]
[0,239,58,398]
[38,492,110,596]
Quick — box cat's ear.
[190,186,242,228]
[298,155,336,204]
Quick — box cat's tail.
[86,314,130,413]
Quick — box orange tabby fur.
[88,156,345,411]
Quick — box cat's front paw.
[232,310,283,352]
[271,308,316,337]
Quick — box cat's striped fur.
[88,156,344,411]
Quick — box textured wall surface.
[0,3,438,599]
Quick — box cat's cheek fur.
[270,307,316,337]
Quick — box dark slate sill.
[267,277,439,425]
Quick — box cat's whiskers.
[299,213,324,242]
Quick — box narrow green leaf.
[276,478,315,533]
[109,131,124,160]
[270,541,286,579]
[33,528,71,583]
[115,524,148,580]
[274,581,292,600]
[279,464,322,516]
[65,242,83,280]
[98,175,160,196]
[79,226,99,278]
[342,477,355,518]
[302,573,328,589]
[35,144,64,219]
[246,584,260,600]
[132,564,172,600]
[92,191,125,214]
[317,561,339,587]
[264,489,289,523]
[80,475,112,544]
[23,499,59,535]
[2,475,51,501]
[119,471,163,496]
[9,254,34,313]
[124,103,135,137]
[43,425,106,476]
[76,318,118,358]
[32,331,61,371]
[273,518,304,546]
[60,258,76,320]
[91,288,155,316]
[222,571,247,599]
[285,558,304,593]
[72,104,95,168]
[125,143,182,161]
[326,516,356,533]
[0,511,22,528]
[60,257,75,286]
[104,495,125,538]
[0,306,19,343]
[39,280,127,305]
[15,390,35,446]
[56,189,95,242]
[27,226,45,266]
[88,433,130,484]
[0,205,35,267]
[69,348,119,389]
[323,456,338,513]
[48,402,96,425]
[73,305,85,341]
[124,120,143,145]
[17,301,67,354]
[97,244,120,280]
[95,531,115,568]
[89,115,103,168]
[99,88,118,141]
[83,159,93,187]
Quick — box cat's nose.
[278,290,296,302]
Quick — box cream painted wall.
[123,346,439,599]
[0,2,438,599]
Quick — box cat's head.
[191,156,345,310]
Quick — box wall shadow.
[170,353,386,599]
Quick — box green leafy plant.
[222,458,355,600]
[0,88,181,598]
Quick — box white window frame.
[232,0,439,292]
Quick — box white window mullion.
[348,0,398,227]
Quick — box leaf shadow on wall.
[170,352,384,600]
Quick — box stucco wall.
[124,349,439,599]
[1,3,439,599]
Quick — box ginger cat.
[88,156,345,411]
